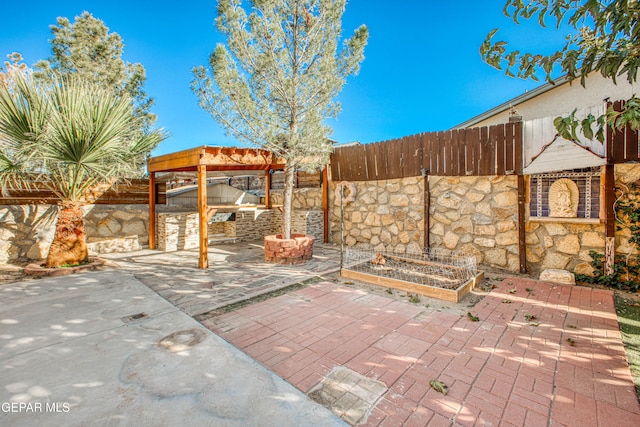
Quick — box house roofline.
[453,75,572,129]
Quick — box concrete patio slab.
[0,270,344,426]
[100,241,342,316]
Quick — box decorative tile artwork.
[529,168,600,219]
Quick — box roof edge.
[454,75,572,129]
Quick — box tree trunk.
[282,162,296,239]
[45,200,89,268]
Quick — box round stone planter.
[24,258,107,277]
[264,234,315,265]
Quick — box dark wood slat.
[429,133,438,176]
[479,126,490,175]
[419,133,429,173]
[330,147,342,181]
[494,125,506,176]
[450,129,459,177]
[625,124,639,162]
[505,123,515,172]
[456,128,466,175]
[514,121,523,175]
[444,131,453,176]
[388,139,403,179]
[517,175,527,273]
[610,101,625,164]
[467,128,479,175]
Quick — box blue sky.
[0,1,572,156]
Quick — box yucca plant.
[0,70,166,267]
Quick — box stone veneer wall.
[524,164,640,275]
[329,164,640,276]
[615,164,640,257]
[0,204,149,264]
[234,210,281,241]
[429,175,520,272]
[156,207,323,250]
[157,212,199,251]
[329,176,425,254]
[525,221,604,275]
[270,187,323,210]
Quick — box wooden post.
[322,165,329,243]
[604,164,616,275]
[604,106,617,275]
[265,168,272,209]
[421,168,430,250]
[514,120,527,274]
[198,164,208,269]
[148,172,156,250]
[517,175,527,273]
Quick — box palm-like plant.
[0,71,166,267]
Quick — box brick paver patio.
[204,277,640,426]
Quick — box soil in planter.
[350,257,468,290]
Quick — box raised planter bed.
[341,248,483,303]
[264,234,315,265]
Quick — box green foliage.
[192,0,367,168]
[408,294,421,303]
[0,71,166,202]
[577,251,640,291]
[481,1,640,138]
[192,0,368,238]
[429,380,448,395]
[33,12,155,128]
[614,294,640,399]
[576,181,640,291]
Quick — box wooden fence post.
[514,120,527,274]
[422,168,430,250]
[604,164,616,275]
[322,165,329,243]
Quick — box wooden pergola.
[147,146,286,268]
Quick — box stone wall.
[234,209,281,241]
[328,164,640,276]
[525,221,604,275]
[0,204,149,264]
[429,176,520,272]
[156,207,323,250]
[291,211,323,239]
[329,176,424,254]
[157,212,199,251]
[270,187,323,210]
[524,164,640,275]
[615,164,640,257]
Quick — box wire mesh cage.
[342,247,477,290]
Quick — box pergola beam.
[198,164,208,269]
[146,146,287,269]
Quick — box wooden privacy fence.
[607,100,640,164]
[330,123,522,182]
[0,179,166,205]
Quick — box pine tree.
[192,0,368,239]
[34,12,155,128]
